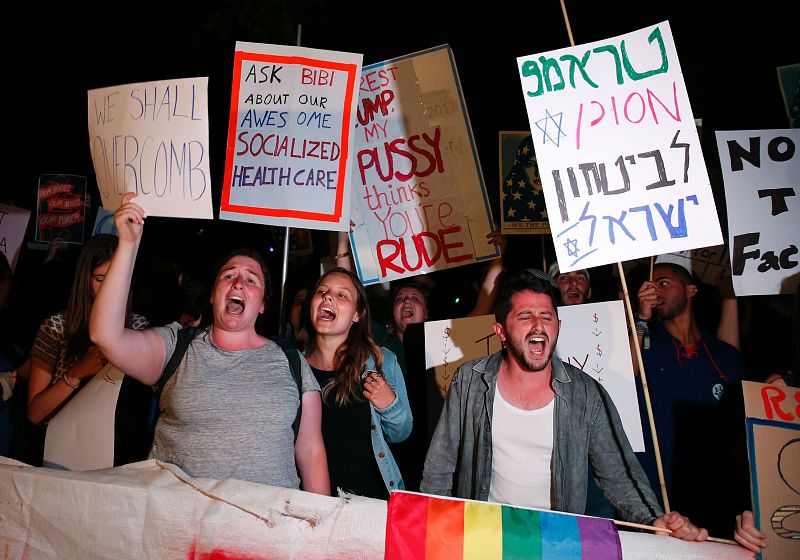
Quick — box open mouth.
[401,306,414,318]
[318,306,336,321]
[226,296,244,314]
[528,335,546,357]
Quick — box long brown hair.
[64,234,128,362]
[300,267,383,406]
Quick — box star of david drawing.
[535,109,566,147]
[564,238,579,257]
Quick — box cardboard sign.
[0,203,31,270]
[742,381,800,559]
[219,42,362,231]
[654,245,731,285]
[499,131,550,234]
[716,129,799,296]
[424,300,644,451]
[517,21,722,273]
[88,77,213,219]
[35,174,88,243]
[424,314,502,399]
[349,45,498,285]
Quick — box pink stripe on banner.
[577,517,622,560]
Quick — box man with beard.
[635,262,744,536]
[420,269,708,541]
[548,262,592,306]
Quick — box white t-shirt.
[488,385,554,509]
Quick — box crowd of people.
[1,192,797,555]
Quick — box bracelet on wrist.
[63,374,80,389]
[335,251,350,259]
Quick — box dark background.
[4,0,797,373]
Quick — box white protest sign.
[0,203,31,270]
[219,42,362,231]
[716,129,799,296]
[517,21,722,273]
[555,300,644,451]
[424,314,502,399]
[349,45,498,285]
[424,301,644,451]
[43,365,124,471]
[88,77,213,219]
[655,245,731,285]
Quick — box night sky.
[5,0,796,313]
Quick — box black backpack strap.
[283,346,303,442]
[268,336,304,442]
[146,326,201,440]
[154,326,201,397]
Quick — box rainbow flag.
[385,491,622,560]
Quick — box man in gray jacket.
[420,269,707,541]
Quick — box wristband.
[63,374,80,389]
[335,251,350,259]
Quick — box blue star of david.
[564,238,579,257]
[535,109,566,147]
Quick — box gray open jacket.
[420,351,663,525]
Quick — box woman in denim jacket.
[300,267,412,498]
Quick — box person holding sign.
[89,193,329,492]
[421,269,707,540]
[27,234,150,465]
[635,262,744,535]
[300,267,412,498]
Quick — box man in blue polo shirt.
[635,262,744,536]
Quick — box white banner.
[0,203,30,270]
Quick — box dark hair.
[653,262,695,287]
[64,234,120,362]
[494,269,560,325]
[299,267,383,406]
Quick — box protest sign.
[92,207,117,236]
[499,131,549,234]
[35,174,88,244]
[716,129,799,296]
[219,42,362,231]
[424,300,643,451]
[654,245,731,285]
[742,381,800,559]
[556,300,643,451]
[88,77,213,219]
[517,21,722,273]
[0,203,31,270]
[349,45,498,285]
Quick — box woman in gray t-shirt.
[89,192,329,492]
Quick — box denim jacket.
[367,347,413,492]
[420,351,663,524]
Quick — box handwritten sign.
[88,77,213,219]
[424,315,502,399]
[92,207,117,236]
[423,300,643,450]
[716,129,799,296]
[0,203,31,270]
[742,381,800,559]
[35,174,87,244]
[219,42,362,231]
[499,131,550,234]
[517,21,722,273]
[349,45,498,285]
[556,301,644,451]
[655,244,731,285]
